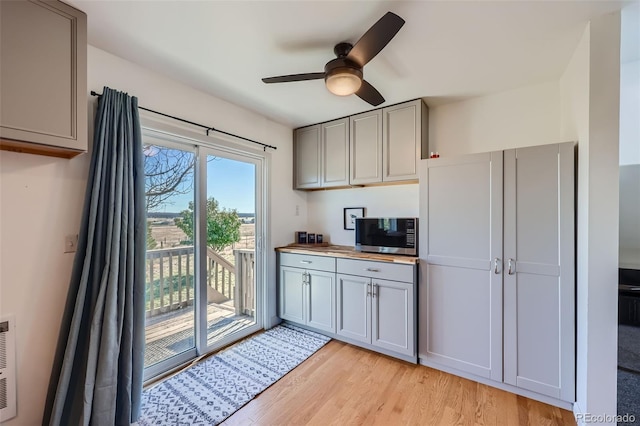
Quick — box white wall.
[0,151,88,426]
[428,80,563,156]
[559,22,592,418]
[306,184,419,246]
[559,13,621,424]
[0,45,297,426]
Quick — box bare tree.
[144,145,195,211]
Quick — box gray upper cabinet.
[382,99,428,182]
[321,118,349,188]
[294,125,321,189]
[0,0,87,158]
[294,118,349,189]
[350,109,382,185]
[294,99,428,190]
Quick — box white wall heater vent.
[0,315,17,422]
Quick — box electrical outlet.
[64,234,78,253]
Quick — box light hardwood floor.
[223,340,576,426]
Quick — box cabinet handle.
[507,259,515,275]
[372,283,378,298]
[493,258,501,274]
[366,283,371,297]
[365,268,381,272]
[300,260,312,264]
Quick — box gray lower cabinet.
[278,252,417,362]
[337,274,414,357]
[419,142,575,404]
[336,258,415,359]
[279,254,336,333]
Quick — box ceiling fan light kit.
[261,11,405,106]
[325,69,362,96]
[325,58,363,96]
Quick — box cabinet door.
[294,125,321,189]
[321,118,349,187]
[371,279,414,357]
[336,274,370,344]
[350,110,382,184]
[503,142,574,401]
[279,267,305,324]
[0,0,87,155]
[307,270,336,332]
[420,151,503,381]
[382,100,424,182]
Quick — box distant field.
[149,219,255,259]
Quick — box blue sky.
[149,153,255,214]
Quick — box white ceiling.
[69,0,634,129]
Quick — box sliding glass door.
[142,128,264,380]
[198,147,261,353]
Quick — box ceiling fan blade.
[347,12,405,67]
[356,80,385,106]
[262,72,325,84]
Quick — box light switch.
[64,234,78,253]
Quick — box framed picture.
[344,207,365,230]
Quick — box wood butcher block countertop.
[275,244,419,265]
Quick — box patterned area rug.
[138,323,331,425]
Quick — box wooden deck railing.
[145,246,255,318]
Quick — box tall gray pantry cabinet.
[419,142,575,406]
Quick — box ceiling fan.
[261,11,405,107]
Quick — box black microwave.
[354,218,418,256]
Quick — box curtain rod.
[90,91,277,151]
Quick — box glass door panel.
[202,152,259,348]
[143,142,197,373]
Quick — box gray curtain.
[44,87,145,426]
